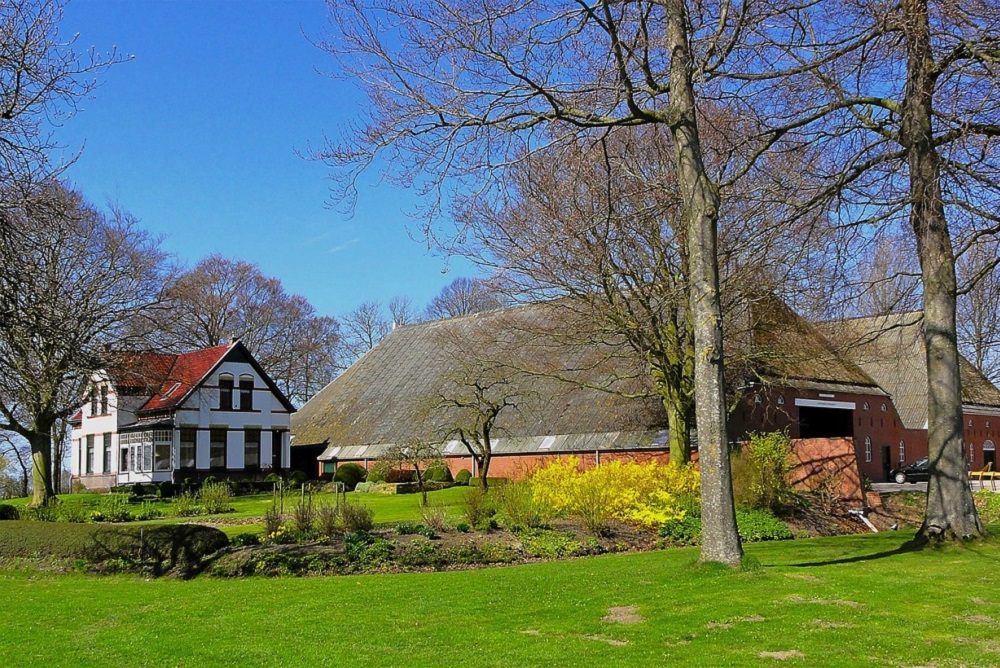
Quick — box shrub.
[344,530,392,565]
[396,521,436,538]
[314,500,341,539]
[0,504,18,520]
[423,461,453,483]
[385,469,416,483]
[732,431,793,511]
[339,501,375,533]
[519,528,582,559]
[290,498,315,536]
[658,514,702,545]
[263,472,282,484]
[461,486,494,529]
[264,507,284,536]
[158,481,176,498]
[492,481,548,531]
[455,469,473,486]
[93,494,132,523]
[333,463,368,491]
[231,532,261,547]
[203,475,218,487]
[132,501,164,521]
[199,482,233,515]
[174,491,202,517]
[22,504,59,522]
[975,490,1000,525]
[288,470,308,488]
[132,483,147,497]
[530,457,700,534]
[421,503,450,534]
[365,461,391,483]
[56,501,89,524]
[455,522,470,533]
[734,508,793,542]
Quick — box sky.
[55,0,479,319]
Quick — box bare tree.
[0,183,168,505]
[381,440,443,506]
[425,277,503,319]
[0,432,31,498]
[340,300,391,360]
[958,240,1000,385]
[389,295,419,326]
[140,255,342,406]
[0,0,122,211]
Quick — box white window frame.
[898,440,905,465]
[864,437,872,463]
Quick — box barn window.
[881,403,887,412]
[969,442,975,463]
[777,396,785,405]
[864,437,872,463]
[898,440,905,465]
[754,394,762,404]
[863,402,870,411]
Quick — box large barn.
[292,297,1000,483]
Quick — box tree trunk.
[901,0,983,541]
[479,452,492,492]
[28,429,56,506]
[666,0,742,565]
[661,387,692,466]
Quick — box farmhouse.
[291,297,1000,484]
[70,340,295,490]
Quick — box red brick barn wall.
[964,413,1000,471]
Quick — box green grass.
[2,530,999,666]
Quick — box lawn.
[2,530,998,667]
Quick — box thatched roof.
[292,303,669,456]
[817,312,1000,429]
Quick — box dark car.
[890,457,929,484]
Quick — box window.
[899,440,905,465]
[219,375,234,411]
[880,403,887,412]
[180,428,197,468]
[272,430,283,469]
[210,428,227,468]
[239,376,254,411]
[776,396,785,405]
[100,386,109,414]
[120,443,129,472]
[154,430,171,472]
[864,436,872,463]
[969,442,975,464]
[754,394,762,404]
[863,402,869,411]
[90,389,98,416]
[245,429,260,468]
[103,434,112,473]
[86,435,95,474]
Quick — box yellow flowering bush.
[529,457,700,533]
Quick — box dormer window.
[100,386,109,414]
[90,389,98,416]
[219,375,234,410]
[163,382,182,399]
[239,375,254,411]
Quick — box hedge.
[0,521,229,575]
[334,463,368,491]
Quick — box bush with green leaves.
[975,491,1000,525]
[132,501,164,521]
[263,472,282,484]
[288,470,309,488]
[174,491,202,517]
[519,529,582,558]
[461,485,494,530]
[158,481,176,498]
[92,494,132,523]
[455,469,473,486]
[131,483,147,497]
[0,504,18,520]
[734,508,793,542]
[365,461,391,483]
[492,481,548,531]
[56,500,89,524]
[423,461,453,483]
[344,530,393,565]
[732,431,794,511]
[313,500,341,539]
[199,482,233,515]
[658,514,702,545]
[396,521,436,538]
[333,463,367,490]
[455,522,470,533]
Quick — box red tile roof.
[138,344,233,413]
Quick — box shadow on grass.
[784,531,1000,568]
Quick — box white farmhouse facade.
[70,341,295,490]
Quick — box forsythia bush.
[530,457,700,533]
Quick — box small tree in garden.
[731,432,793,512]
[381,440,443,506]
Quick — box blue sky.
[56,0,478,318]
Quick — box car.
[890,457,929,484]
